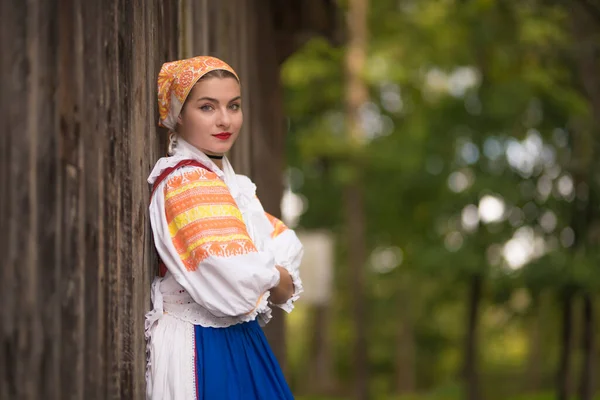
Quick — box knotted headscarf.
[157,56,239,131]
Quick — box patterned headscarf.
[157,56,239,131]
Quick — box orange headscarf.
[157,56,239,131]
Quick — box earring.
[167,132,178,156]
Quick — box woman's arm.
[270,266,294,304]
[264,213,304,311]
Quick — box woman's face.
[177,76,242,155]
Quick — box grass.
[297,392,600,400]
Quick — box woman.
[145,56,303,400]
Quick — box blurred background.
[1,0,599,399]
[284,1,600,400]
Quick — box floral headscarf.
[157,56,239,131]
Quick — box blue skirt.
[194,320,294,399]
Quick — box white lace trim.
[185,323,196,399]
[146,271,274,330]
[163,288,273,328]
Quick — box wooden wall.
[0,1,178,398]
[0,0,337,398]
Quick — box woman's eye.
[200,105,214,111]
[229,103,241,111]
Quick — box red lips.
[213,132,232,140]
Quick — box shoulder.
[162,166,243,225]
[235,174,256,191]
[164,166,225,194]
[265,212,289,237]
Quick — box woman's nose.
[216,108,231,128]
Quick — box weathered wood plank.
[130,2,150,398]
[36,0,61,398]
[57,0,87,398]
[12,1,39,398]
[117,1,135,398]
[0,3,20,398]
[81,0,106,397]
[248,2,288,370]
[103,1,124,397]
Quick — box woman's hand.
[270,266,294,304]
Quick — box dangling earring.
[167,132,178,156]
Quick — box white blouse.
[145,138,303,331]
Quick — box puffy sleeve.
[149,166,281,319]
[265,212,304,313]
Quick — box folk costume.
[145,56,303,400]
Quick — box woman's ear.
[177,113,183,126]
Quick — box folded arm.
[150,167,281,317]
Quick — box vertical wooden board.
[2,0,28,398]
[129,2,146,397]
[207,1,219,54]
[116,1,135,397]
[189,1,209,62]
[200,0,210,54]
[248,2,288,370]
[23,1,47,398]
[81,0,106,398]
[130,1,162,397]
[218,0,233,60]
[230,0,252,175]
[181,0,196,58]
[230,0,241,69]
[35,1,62,399]
[249,2,285,213]
[160,0,179,62]
[132,0,180,395]
[57,0,86,397]
[244,1,263,180]
[94,2,110,397]
[102,0,123,397]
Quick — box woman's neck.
[174,136,225,169]
[211,158,224,169]
[205,153,225,169]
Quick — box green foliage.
[282,0,599,397]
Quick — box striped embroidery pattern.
[164,168,257,271]
[265,213,289,238]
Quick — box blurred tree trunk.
[344,184,369,400]
[557,290,575,400]
[308,304,336,394]
[579,295,595,400]
[525,292,549,392]
[525,313,542,391]
[396,275,416,394]
[525,318,542,391]
[344,0,369,398]
[570,2,600,398]
[463,274,482,400]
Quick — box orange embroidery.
[164,168,257,271]
[265,213,288,238]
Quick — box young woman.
[145,56,303,399]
